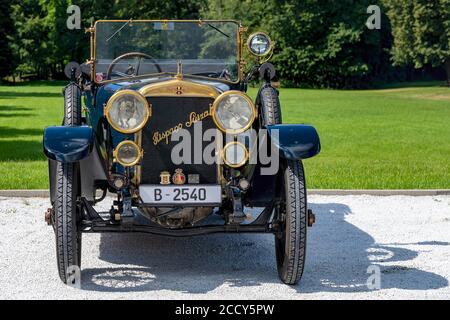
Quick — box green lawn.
[0,82,65,189]
[0,81,449,189]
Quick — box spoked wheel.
[54,83,82,284]
[275,160,308,285]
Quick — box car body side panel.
[79,144,109,202]
[245,163,278,207]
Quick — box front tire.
[275,160,308,285]
[55,162,82,283]
[259,84,282,125]
[54,83,82,284]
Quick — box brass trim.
[246,32,273,57]
[133,131,142,187]
[87,22,95,82]
[95,19,241,23]
[175,61,183,80]
[238,25,247,81]
[139,79,220,98]
[113,140,143,167]
[92,20,243,85]
[211,90,257,134]
[97,73,235,86]
[105,90,151,134]
[222,141,249,168]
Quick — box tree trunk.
[445,58,450,86]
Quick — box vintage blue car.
[43,20,320,285]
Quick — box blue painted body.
[266,124,321,160]
[43,126,94,162]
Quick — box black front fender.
[43,126,94,162]
[266,124,321,160]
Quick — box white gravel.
[0,195,449,300]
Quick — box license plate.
[139,185,222,205]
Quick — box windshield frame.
[90,19,244,85]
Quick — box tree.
[0,0,15,79]
[385,0,450,85]
[43,0,119,79]
[9,0,50,79]
[116,0,206,20]
[8,0,206,79]
[203,0,393,88]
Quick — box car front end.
[43,19,321,285]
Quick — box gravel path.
[0,195,449,299]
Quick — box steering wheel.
[106,52,162,80]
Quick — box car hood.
[96,75,233,105]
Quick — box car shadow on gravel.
[80,203,449,294]
[299,203,449,293]
[81,230,278,293]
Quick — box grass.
[0,82,65,189]
[0,81,449,189]
[249,83,450,189]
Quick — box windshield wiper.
[206,23,229,38]
[106,19,132,42]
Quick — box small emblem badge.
[172,168,186,185]
[175,86,183,95]
[188,174,200,184]
[159,171,171,185]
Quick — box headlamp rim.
[105,89,150,134]
[212,90,257,134]
[113,140,143,167]
[246,32,273,57]
[222,141,249,168]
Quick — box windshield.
[94,20,240,83]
